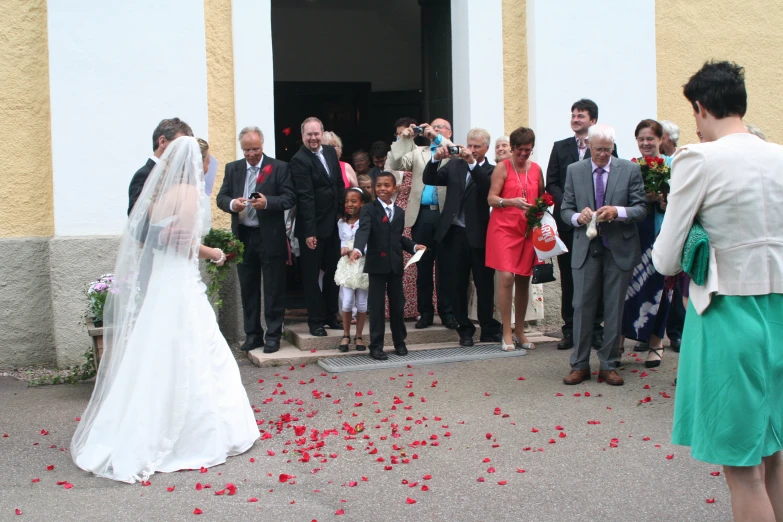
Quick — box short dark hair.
[152,118,193,151]
[683,61,747,119]
[509,127,536,149]
[370,141,390,159]
[634,119,663,139]
[375,171,397,186]
[394,117,417,129]
[352,149,369,161]
[571,99,599,122]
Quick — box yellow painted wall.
[0,0,54,237]
[204,0,236,230]
[502,0,528,134]
[656,0,783,146]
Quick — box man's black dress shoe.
[241,337,263,352]
[370,348,388,361]
[325,318,343,330]
[415,317,433,329]
[557,337,574,350]
[479,332,502,343]
[669,339,681,353]
[394,344,408,356]
[309,326,327,337]
[263,341,280,354]
[442,317,459,330]
[459,335,474,347]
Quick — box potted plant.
[84,274,113,368]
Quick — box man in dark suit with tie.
[546,99,617,351]
[423,128,502,346]
[290,117,346,337]
[128,118,193,215]
[351,172,425,360]
[216,127,296,353]
[561,125,646,386]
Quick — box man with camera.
[423,128,502,346]
[389,118,458,329]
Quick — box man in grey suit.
[561,124,647,386]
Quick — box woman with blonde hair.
[322,131,358,188]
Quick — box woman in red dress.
[486,127,544,352]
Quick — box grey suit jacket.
[389,138,449,228]
[561,157,647,271]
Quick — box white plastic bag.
[532,212,568,260]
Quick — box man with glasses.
[546,99,617,351]
[560,124,646,386]
[217,126,296,353]
[389,118,458,329]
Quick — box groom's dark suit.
[289,144,345,330]
[546,138,617,342]
[216,154,295,347]
[128,158,157,215]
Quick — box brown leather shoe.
[563,369,591,385]
[598,370,624,386]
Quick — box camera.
[412,126,424,135]
[448,145,461,155]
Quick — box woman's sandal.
[501,338,516,352]
[354,336,367,352]
[513,334,535,350]
[338,335,351,353]
[645,347,664,368]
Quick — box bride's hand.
[212,248,226,267]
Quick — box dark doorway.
[271,0,452,311]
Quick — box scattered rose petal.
[711,471,721,477]
[706,498,715,504]
[335,509,345,515]
[498,480,508,485]
[31,478,40,483]
[46,465,54,471]
[193,508,203,515]
[40,429,48,436]
[406,497,417,504]
[15,509,22,515]
[666,454,674,460]
[477,477,485,482]
[248,498,258,502]
[167,486,176,492]
[517,469,526,473]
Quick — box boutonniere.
[256,164,273,185]
[382,215,389,223]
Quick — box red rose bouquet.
[525,192,555,237]
[632,156,671,194]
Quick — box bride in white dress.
[71,137,259,483]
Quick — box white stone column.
[450,0,505,147]
[232,0,276,158]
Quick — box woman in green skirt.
[653,61,783,521]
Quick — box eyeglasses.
[592,147,613,154]
[432,124,451,131]
[242,148,261,154]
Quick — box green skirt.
[673,294,783,466]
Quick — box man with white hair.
[660,120,680,156]
[560,124,647,386]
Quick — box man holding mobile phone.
[217,126,295,354]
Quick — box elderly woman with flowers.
[621,119,673,367]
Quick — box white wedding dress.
[72,138,258,483]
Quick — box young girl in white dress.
[334,187,371,352]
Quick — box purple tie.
[594,168,610,248]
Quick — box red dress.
[485,159,540,277]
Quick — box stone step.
[247,334,560,368]
[282,318,548,352]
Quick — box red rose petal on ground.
[517,469,526,473]
[517,376,526,380]
[199,467,208,473]
[193,508,203,515]
[666,454,674,460]
[267,450,276,456]
[279,474,290,482]
[62,483,73,489]
[141,480,151,486]
[558,432,567,439]
[422,474,432,480]
[15,509,22,515]
[167,486,176,492]
[706,498,716,504]
[195,483,203,491]
[485,433,492,439]
[40,429,48,435]
[531,428,539,433]
[248,497,258,502]
[482,458,491,463]
[498,480,508,485]
[46,465,54,471]
[710,471,721,477]
[335,509,345,515]
[31,478,40,483]
[406,497,417,504]
[477,477,485,482]
[555,393,563,396]
[555,425,564,430]
[487,467,496,473]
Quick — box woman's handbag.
[532,260,556,284]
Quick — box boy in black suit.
[350,172,426,360]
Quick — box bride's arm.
[199,245,225,266]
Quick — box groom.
[217,127,296,353]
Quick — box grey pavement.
[0,343,730,521]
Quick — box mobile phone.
[249,192,260,199]
[448,145,461,155]
[412,126,424,135]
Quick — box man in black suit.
[545,99,616,350]
[289,117,345,337]
[128,118,193,215]
[216,127,295,353]
[351,172,425,360]
[423,128,502,346]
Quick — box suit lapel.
[234,161,246,197]
[567,138,580,163]
[604,157,620,205]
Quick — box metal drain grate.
[317,344,526,373]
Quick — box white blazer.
[652,133,783,314]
